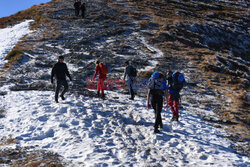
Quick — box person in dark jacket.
[74,0,81,16]
[147,72,168,133]
[80,3,86,18]
[123,61,136,100]
[51,56,72,103]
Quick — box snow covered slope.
[0,89,249,166]
[0,0,249,166]
[0,20,33,67]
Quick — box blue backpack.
[168,72,185,92]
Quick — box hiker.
[166,71,185,121]
[80,2,86,18]
[51,56,72,103]
[74,0,81,16]
[147,72,168,133]
[93,60,108,99]
[123,61,137,100]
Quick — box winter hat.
[59,56,64,60]
[152,72,160,79]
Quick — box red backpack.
[99,62,108,75]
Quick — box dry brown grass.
[0,137,17,146]
[138,70,154,78]
[10,150,64,167]
[0,2,53,29]
[0,141,65,166]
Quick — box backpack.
[127,66,137,77]
[168,72,185,92]
[148,77,163,96]
[99,62,108,75]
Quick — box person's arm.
[65,64,72,81]
[93,65,99,80]
[146,89,151,108]
[163,81,169,108]
[164,90,169,108]
[51,65,55,84]
[123,66,127,81]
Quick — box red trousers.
[97,78,105,95]
[168,94,179,118]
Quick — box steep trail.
[0,0,249,165]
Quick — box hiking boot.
[97,92,100,97]
[60,94,65,100]
[101,94,105,99]
[55,99,59,103]
[171,115,176,122]
[129,97,134,100]
[154,129,160,133]
[175,117,179,122]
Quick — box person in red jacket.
[92,60,107,99]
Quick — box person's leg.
[60,80,69,100]
[151,96,157,114]
[127,77,135,99]
[155,97,163,131]
[168,94,175,118]
[173,100,179,120]
[157,97,163,128]
[172,93,180,121]
[97,79,101,96]
[131,77,135,99]
[81,9,85,18]
[75,8,79,16]
[100,79,105,97]
[55,80,62,102]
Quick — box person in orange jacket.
[93,60,107,99]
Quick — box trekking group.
[51,55,186,133]
[51,0,186,134]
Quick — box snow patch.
[0,90,248,166]
[0,20,34,67]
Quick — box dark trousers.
[81,9,85,18]
[127,76,136,99]
[55,80,68,100]
[151,95,163,130]
[129,85,134,99]
[75,8,80,16]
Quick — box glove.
[147,103,151,109]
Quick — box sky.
[0,0,51,18]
